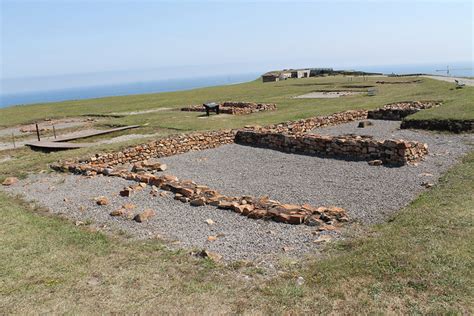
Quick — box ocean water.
[0,73,260,109]
[1,62,472,109]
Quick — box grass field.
[0,75,473,313]
[1,75,473,130]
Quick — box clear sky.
[1,0,472,92]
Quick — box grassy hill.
[1,75,473,131]
[0,75,473,313]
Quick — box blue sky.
[1,0,472,93]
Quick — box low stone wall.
[181,102,277,115]
[85,129,237,167]
[259,109,369,135]
[235,130,428,165]
[81,109,371,167]
[368,101,441,120]
[51,163,349,227]
[401,119,474,133]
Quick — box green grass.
[1,152,472,314]
[1,76,473,130]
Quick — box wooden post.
[35,123,41,141]
[53,125,57,139]
[12,132,16,148]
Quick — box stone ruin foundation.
[368,100,441,120]
[52,100,442,229]
[181,101,277,115]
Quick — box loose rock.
[134,209,156,222]
[2,177,18,186]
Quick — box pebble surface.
[3,120,472,262]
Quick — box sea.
[1,63,472,109]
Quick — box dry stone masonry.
[84,129,237,167]
[401,119,474,133]
[50,101,441,228]
[51,162,348,227]
[368,100,441,120]
[235,130,428,165]
[181,101,277,115]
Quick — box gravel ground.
[4,173,321,264]
[158,120,472,225]
[3,120,472,263]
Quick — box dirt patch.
[0,117,99,137]
[109,108,172,116]
[283,83,334,87]
[293,91,365,99]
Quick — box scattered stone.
[122,203,135,209]
[318,225,337,231]
[296,276,305,286]
[159,191,169,197]
[190,197,206,206]
[368,159,383,166]
[304,215,324,227]
[109,208,133,219]
[133,209,156,223]
[194,249,222,262]
[119,187,133,197]
[103,168,114,176]
[313,235,332,244]
[205,219,215,225]
[419,172,434,177]
[357,121,373,128]
[207,235,217,242]
[2,177,18,186]
[95,196,109,206]
[421,181,434,188]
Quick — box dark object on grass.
[203,102,220,116]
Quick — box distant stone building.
[262,72,280,82]
[291,69,310,78]
[261,71,292,82]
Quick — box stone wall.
[51,163,349,227]
[235,129,428,165]
[181,102,277,115]
[258,109,368,135]
[85,129,237,167]
[401,119,474,133]
[368,101,441,120]
[82,109,371,167]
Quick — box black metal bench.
[203,102,220,116]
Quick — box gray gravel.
[3,173,321,263]
[159,120,472,224]
[3,120,472,263]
